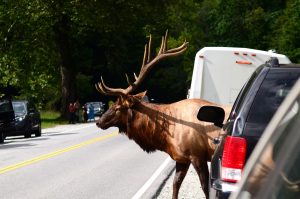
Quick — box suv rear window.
[229,66,263,119]
[0,100,13,113]
[246,68,300,129]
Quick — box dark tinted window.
[239,97,300,199]
[246,68,300,125]
[229,66,263,119]
[0,101,13,113]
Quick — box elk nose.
[96,121,101,128]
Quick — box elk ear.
[133,91,147,100]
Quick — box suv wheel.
[24,126,32,138]
[35,122,41,137]
[0,131,5,143]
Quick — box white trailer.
[188,47,291,105]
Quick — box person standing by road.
[82,105,88,123]
[74,100,80,123]
[88,104,95,121]
[68,102,76,124]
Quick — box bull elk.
[95,31,228,199]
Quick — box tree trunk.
[53,14,77,119]
[60,66,76,119]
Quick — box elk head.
[95,31,188,131]
[96,91,147,132]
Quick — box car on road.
[11,100,41,138]
[198,58,300,199]
[85,101,105,117]
[0,99,15,143]
[230,78,300,199]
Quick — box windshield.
[91,103,99,108]
[86,102,101,109]
[12,102,27,114]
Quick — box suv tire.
[35,122,41,137]
[0,131,5,143]
[24,126,32,138]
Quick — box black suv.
[198,58,300,199]
[0,99,15,143]
[11,100,41,138]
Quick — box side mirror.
[197,106,225,128]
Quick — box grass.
[41,110,68,129]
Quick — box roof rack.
[266,57,279,67]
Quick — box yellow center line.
[0,131,119,175]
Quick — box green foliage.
[1,0,299,109]
[271,0,300,63]
[0,0,59,101]
[75,73,93,102]
[41,110,68,129]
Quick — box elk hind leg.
[191,160,209,199]
[172,162,190,199]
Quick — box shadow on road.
[0,143,36,149]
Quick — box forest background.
[1,0,299,118]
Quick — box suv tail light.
[221,136,247,182]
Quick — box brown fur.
[94,32,227,198]
[97,92,231,199]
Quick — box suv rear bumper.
[210,179,237,199]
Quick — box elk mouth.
[96,121,109,130]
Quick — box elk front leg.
[172,162,190,199]
[191,160,209,199]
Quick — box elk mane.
[123,102,170,153]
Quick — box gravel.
[155,162,206,199]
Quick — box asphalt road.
[0,123,168,199]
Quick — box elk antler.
[95,30,188,96]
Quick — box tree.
[0,0,173,115]
[271,0,300,63]
[0,0,59,104]
[2,0,299,115]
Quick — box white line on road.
[42,123,96,135]
[60,124,96,133]
[132,156,172,199]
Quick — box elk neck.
[124,101,170,153]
